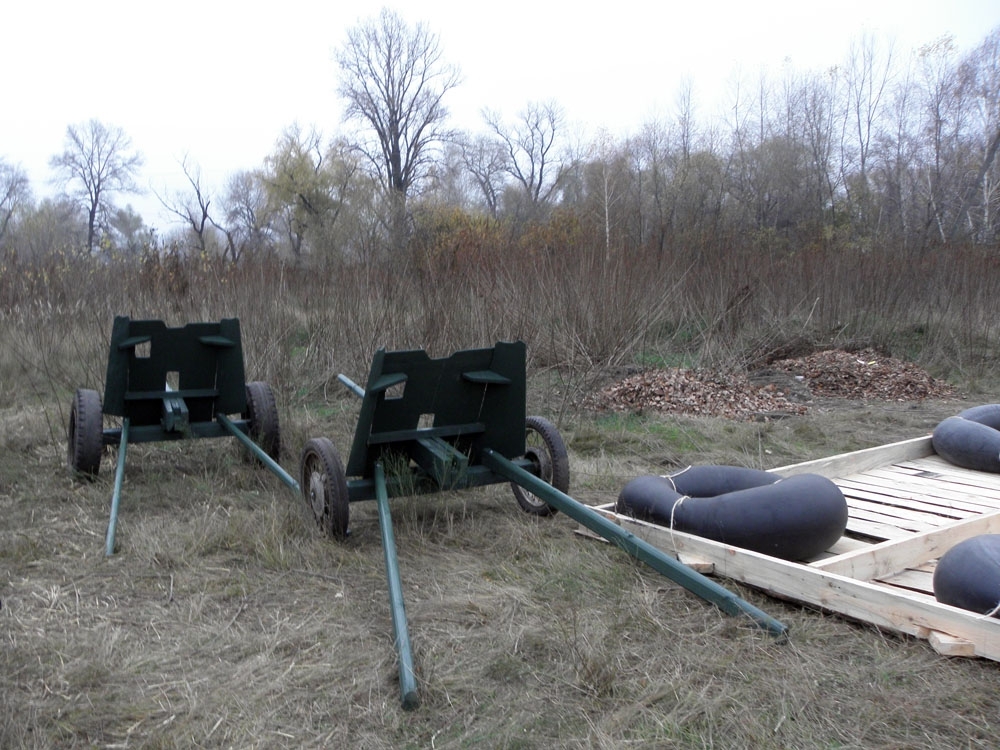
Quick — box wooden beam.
[771,436,932,479]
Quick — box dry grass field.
[4,249,1000,748]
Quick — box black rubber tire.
[244,381,281,463]
[299,437,350,538]
[511,416,569,516]
[68,388,103,478]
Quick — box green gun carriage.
[296,339,569,538]
[298,339,787,708]
[67,316,281,557]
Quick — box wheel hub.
[527,446,552,483]
[308,470,327,519]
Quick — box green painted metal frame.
[99,316,260,555]
[339,341,529,502]
[103,316,248,428]
[329,342,537,709]
[374,463,420,709]
[331,342,788,708]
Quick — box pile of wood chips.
[585,368,808,420]
[585,348,954,421]
[770,348,955,401]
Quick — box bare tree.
[484,101,566,222]
[798,68,842,228]
[914,35,973,244]
[211,170,272,262]
[50,119,143,254]
[580,129,633,258]
[948,28,1000,242]
[336,8,460,253]
[157,156,215,254]
[459,134,507,219]
[725,73,778,228]
[840,34,895,234]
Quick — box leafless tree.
[484,101,566,222]
[948,28,1000,241]
[797,68,842,226]
[157,156,215,254]
[459,135,507,219]
[578,130,635,258]
[725,74,779,228]
[839,34,896,236]
[211,170,272,262]
[914,35,974,243]
[336,8,460,253]
[50,119,143,254]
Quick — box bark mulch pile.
[770,348,955,402]
[585,348,955,421]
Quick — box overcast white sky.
[3,0,999,230]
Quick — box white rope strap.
[668,494,689,552]
[978,600,1000,619]
[662,465,692,492]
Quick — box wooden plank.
[897,457,1000,490]
[845,490,997,518]
[814,536,870,557]
[772,436,933,479]
[837,485,977,519]
[876,568,934,596]
[858,477,1000,510]
[846,506,939,534]
[929,630,977,657]
[838,474,1000,513]
[863,467,1000,503]
[601,511,1000,661]
[677,554,715,573]
[841,490,974,523]
[842,515,910,541]
[844,495,964,527]
[812,509,1000,579]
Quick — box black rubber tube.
[616,466,848,561]
[666,465,779,496]
[932,405,1000,472]
[933,534,1000,615]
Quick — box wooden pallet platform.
[589,435,1000,661]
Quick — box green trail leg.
[482,448,788,638]
[105,418,130,557]
[374,462,420,709]
[216,413,300,492]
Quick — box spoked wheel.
[511,416,570,516]
[299,437,350,538]
[244,381,281,463]
[68,388,103,478]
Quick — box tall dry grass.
[3,236,997,417]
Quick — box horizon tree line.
[1,12,997,263]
